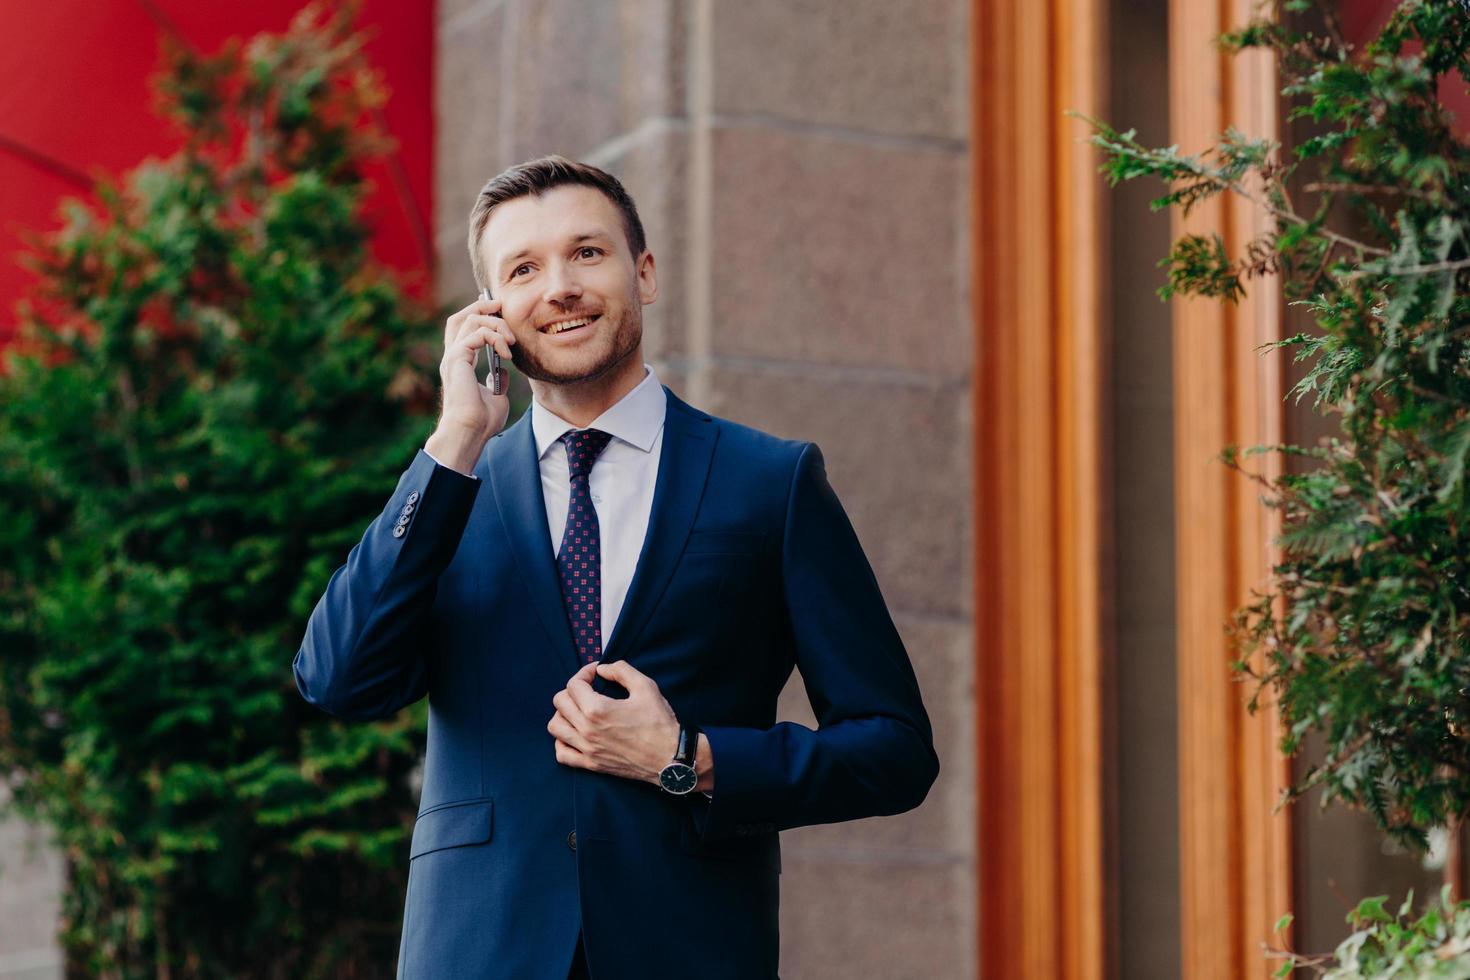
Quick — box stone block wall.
[436,2,975,976]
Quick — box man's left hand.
[548,660,680,787]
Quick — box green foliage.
[1090,0,1470,972]
[1270,887,1470,977]
[0,5,454,976]
[1087,0,1470,849]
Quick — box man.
[293,155,939,980]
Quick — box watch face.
[659,763,698,794]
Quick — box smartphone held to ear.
[479,288,503,395]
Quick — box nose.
[542,260,583,307]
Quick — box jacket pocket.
[410,797,494,859]
[683,530,766,556]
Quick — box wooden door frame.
[972,0,1292,976]
[1168,0,1293,976]
[971,0,1110,975]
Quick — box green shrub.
[1086,0,1468,973]
[0,5,453,976]
[1271,891,1470,978]
[1090,0,1469,851]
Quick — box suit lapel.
[486,384,717,677]
[601,385,716,665]
[489,410,581,677]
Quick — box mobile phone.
[479,288,503,395]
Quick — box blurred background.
[0,1,1465,978]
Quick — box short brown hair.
[467,154,648,294]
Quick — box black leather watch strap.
[675,722,701,766]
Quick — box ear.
[635,249,658,306]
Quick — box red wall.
[0,0,433,343]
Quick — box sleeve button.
[392,524,406,538]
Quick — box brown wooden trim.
[1168,0,1294,975]
[972,0,1110,975]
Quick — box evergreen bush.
[1088,0,1468,972]
[0,5,456,975]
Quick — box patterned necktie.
[557,428,615,664]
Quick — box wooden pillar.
[971,0,1110,975]
[1168,0,1294,976]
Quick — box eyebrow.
[497,232,611,277]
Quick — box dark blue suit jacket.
[293,384,939,979]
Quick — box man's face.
[477,184,656,386]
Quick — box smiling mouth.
[539,314,601,335]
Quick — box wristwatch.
[658,721,701,795]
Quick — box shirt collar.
[531,362,666,460]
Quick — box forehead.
[481,184,622,270]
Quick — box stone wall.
[435,1,975,976]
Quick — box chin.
[520,347,626,386]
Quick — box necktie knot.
[561,428,613,480]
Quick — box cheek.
[502,300,535,334]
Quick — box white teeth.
[546,316,594,334]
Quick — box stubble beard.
[509,298,641,387]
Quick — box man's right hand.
[424,294,516,475]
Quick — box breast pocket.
[682,529,766,556]
[678,530,768,611]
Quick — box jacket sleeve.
[293,448,481,721]
[689,442,940,840]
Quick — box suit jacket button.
[566,830,577,851]
[392,524,406,538]
[407,490,420,504]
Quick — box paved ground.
[0,787,62,980]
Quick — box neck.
[529,346,647,429]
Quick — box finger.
[554,738,589,768]
[446,311,475,352]
[459,318,516,361]
[448,326,511,367]
[566,669,611,718]
[444,295,500,345]
[463,313,517,345]
[480,326,513,363]
[547,710,592,752]
[595,659,653,694]
[444,306,469,347]
[451,311,497,353]
[551,689,591,733]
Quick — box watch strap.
[675,722,701,767]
